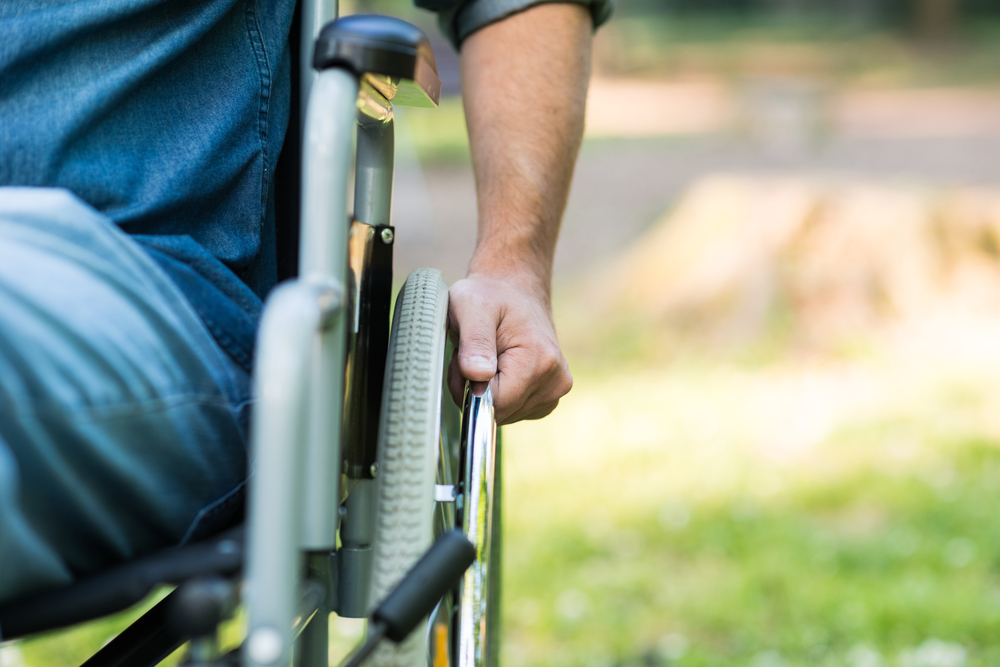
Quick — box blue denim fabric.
[0,188,250,605]
[0,0,295,373]
[0,0,612,372]
[0,0,610,611]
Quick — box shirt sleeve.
[419,0,615,51]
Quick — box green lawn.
[498,340,1000,666]
[8,324,1000,667]
[502,435,1000,666]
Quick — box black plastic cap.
[372,530,476,643]
[313,14,435,78]
[168,577,235,638]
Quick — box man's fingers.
[505,398,560,423]
[449,365,561,424]
[448,338,570,423]
[447,275,573,424]
[458,331,497,382]
[487,344,572,423]
[449,288,499,383]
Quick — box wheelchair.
[0,4,501,667]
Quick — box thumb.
[454,312,498,383]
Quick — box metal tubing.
[337,479,376,617]
[300,317,347,549]
[298,66,358,550]
[243,282,340,667]
[336,87,395,621]
[300,67,359,280]
[80,588,186,667]
[456,386,498,667]
[292,580,327,640]
[336,548,373,618]
[299,0,338,121]
[353,116,394,227]
[296,554,337,667]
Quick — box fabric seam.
[180,478,248,545]
[244,0,272,243]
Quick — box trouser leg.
[0,188,251,604]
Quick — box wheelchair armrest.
[312,14,441,108]
[0,527,243,639]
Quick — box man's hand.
[448,273,572,424]
[451,3,592,423]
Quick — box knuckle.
[469,330,497,347]
[559,370,573,396]
[448,279,473,299]
[539,347,568,379]
[543,354,562,376]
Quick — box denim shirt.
[0,0,612,373]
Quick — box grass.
[594,14,1000,87]
[4,348,1000,667]
[502,441,1000,665]
[6,589,183,666]
[9,315,1000,667]
[9,349,1000,667]
[498,333,1000,666]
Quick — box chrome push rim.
[455,384,499,667]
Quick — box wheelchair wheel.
[367,268,450,667]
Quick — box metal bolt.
[370,462,378,478]
[380,228,394,245]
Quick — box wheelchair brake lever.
[340,530,476,667]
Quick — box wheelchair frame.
[219,4,503,666]
[0,2,501,666]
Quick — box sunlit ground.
[11,165,1000,667]
[9,315,1000,667]
[501,320,1000,667]
[493,168,1000,666]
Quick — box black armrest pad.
[312,15,441,108]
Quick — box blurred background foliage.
[6,2,1000,667]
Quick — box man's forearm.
[446,3,591,423]
[460,3,593,300]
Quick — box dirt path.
[391,83,1000,287]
